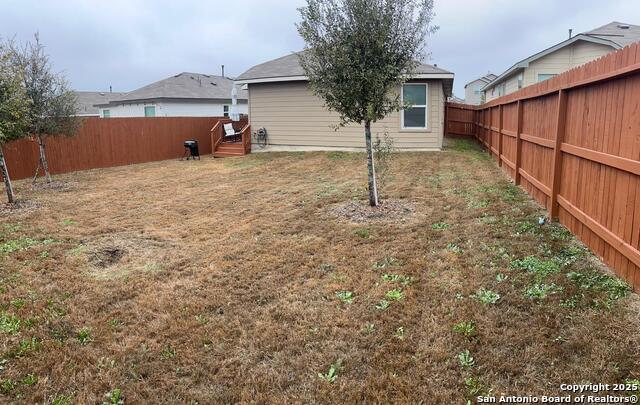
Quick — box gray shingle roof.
[236,52,453,82]
[586,21,640,48]
[74,91,127,115]
[465,73,497,88]
[97,73,247,106]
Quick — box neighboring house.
[95,73,248,118]
[448,94,466,104]
[463,73,496,105]
[483,21,640,101]
[235,53,454,151]
[74,91,127,116]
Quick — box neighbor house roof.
[74,91,127,115]
[464,73,496,88]
[236,52,454,96]
[95,73,247,107]
[482,21,640,91]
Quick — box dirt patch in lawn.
[0,199,42,217]
[30,180,77,192]
[329,198,415,223]
[0,144,638,404]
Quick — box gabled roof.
[96,73,247,107]
[74,91,127,115]
[235,52,455,96]
[464,73,497,88]
[586,21,640,48]
[482,21,640,91]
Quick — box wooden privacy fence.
[447,42,640,291]
[1,116,222,181]
[445,102,476,137]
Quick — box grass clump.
[354,228,370,239]
[381,274,413,286]
[372,256,403,270]
[375,300,390,311]
[472,288,500,305]
[431,222,450,231]
[0,237,39,254]
[77,328,92,345]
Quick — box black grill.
[182,140,200,160]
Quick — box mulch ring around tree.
[0,199,42,217]
[329,198,415,223]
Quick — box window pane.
[403,85,426,105]
[404,107,426,128]
[144,106,155,117]
[103,110,110,118]
[537,74,557,82]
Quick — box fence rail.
[1,116,222,181]
[446,42,640,291]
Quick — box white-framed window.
[144,105,156,117]
[223,105,229,118]
[401,83,428,129]
[102,109,110,118]
[517,73,524,89]
[537,73,557,82]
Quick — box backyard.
[0,139,639,404]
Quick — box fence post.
[498,104,503,167]
[444,102,448,137]
[549,89,568,219]
[514,100,523,185]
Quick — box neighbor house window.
[102,109,110,118]
[144,106,156,117]
[517,73,524,89]
[223,105,229,118]
[401,84,428,129]
[537,73,557,82]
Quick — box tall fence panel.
[2,117,221,181]
[445,103,476,137]
[446,43,640,291]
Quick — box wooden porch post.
[549,89,568,219]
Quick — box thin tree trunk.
[0,147,15,204]
[37,135,52,183]
[364,121,379,207]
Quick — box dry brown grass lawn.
[0,138,639,404]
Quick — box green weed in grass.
[354,228,370,239]
[458,350,475,369]
[21,373,37,386]
[161,346,176,359]
[61,219,76,226]
[101,388,124,405]
[446,243,463,254]
[453,321,476,338]
[566,270,631,309]
[362,323,375,334]
[394,326,405,340]
[385,289,404,301]
[381,274,413,286]
[472,288,500,305]
[465,376,491,396]
[495,273,508,283]
[51,394,74,405]
[77,328,92,345]
[431,222,450,231]
[0,379,16,395]
[0,237,39,254]
[336,291,354,304]
[375,300,390,310]
[524,283,563,300]
[372,256,403,270]
[318,360,341,383]
[0,312,20,334]
[510,256,561,280]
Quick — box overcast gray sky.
[2,0,639,97]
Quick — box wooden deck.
[211,118,251,157]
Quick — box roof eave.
[236,72,454,86]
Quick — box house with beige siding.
[235,53,453,151]
[464,73,496,105]
[483,22,640,101]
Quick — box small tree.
[297,0,436,206]
[12,34,80,184]
[0,41,30,203]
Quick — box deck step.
[213,151,245,158]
